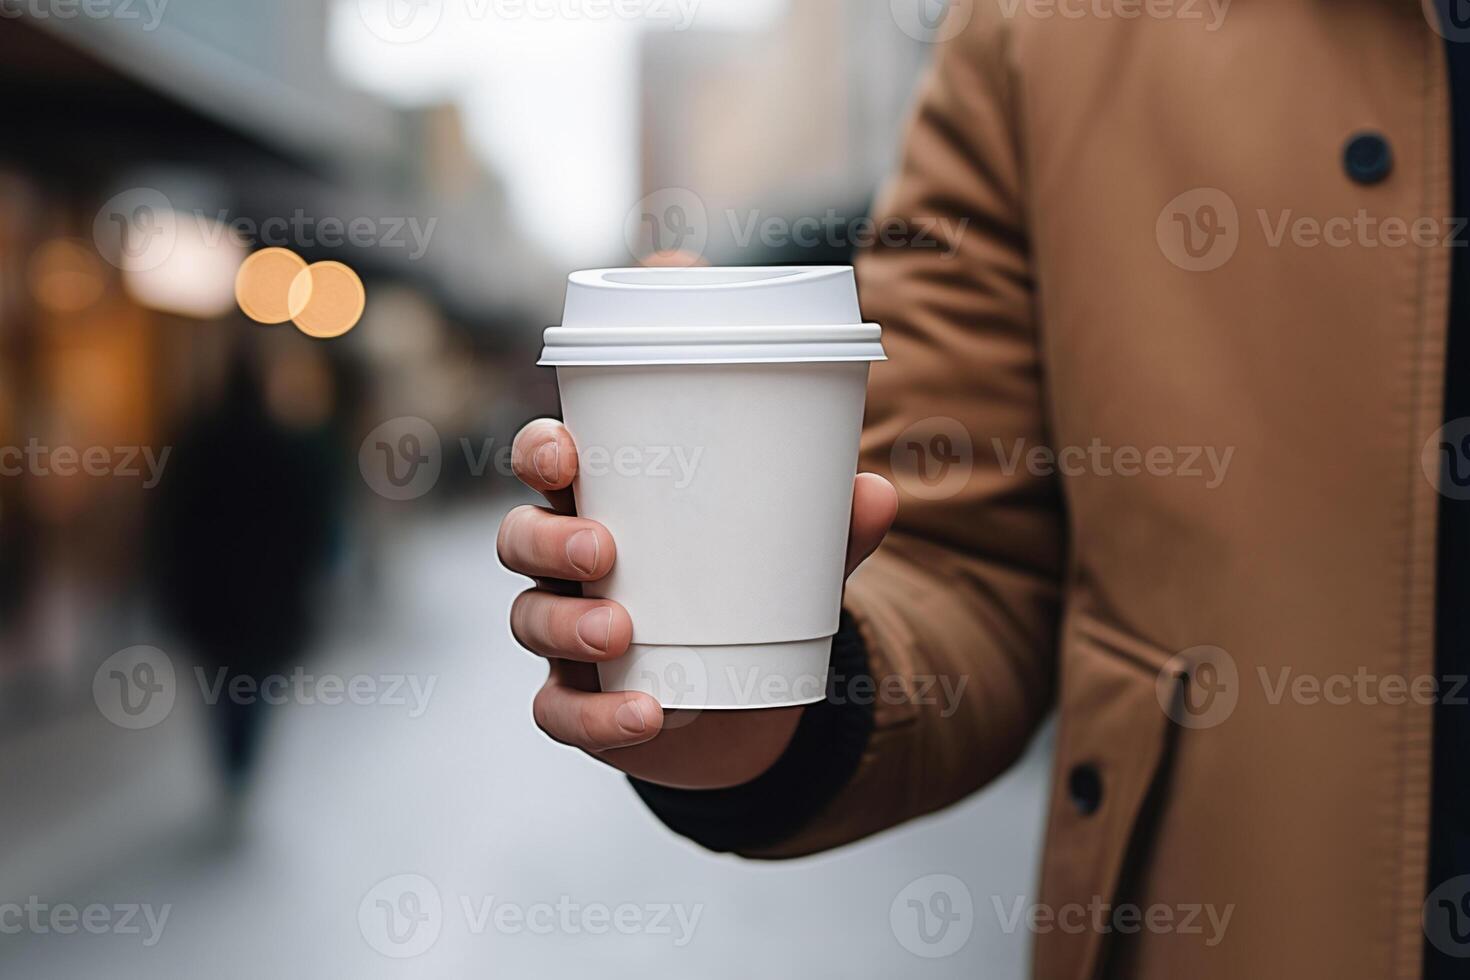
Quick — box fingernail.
[532,442,559,485]
[576,607,613,652]
[615,700,647,736]
[566,529,600,575]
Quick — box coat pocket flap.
[1033,614,1177,979]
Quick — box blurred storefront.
[0,1,553,893]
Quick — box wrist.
[626,610,875,853]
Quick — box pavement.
[0,504,1054,979]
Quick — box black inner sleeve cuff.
[628,609,876,854]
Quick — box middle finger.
[496,504,616,581]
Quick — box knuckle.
[574,701,600,748]
[535,594,565,650]
[528,512,558,561]
[495,506,534,562]
[508,591,538,649]
[532,515,578,572]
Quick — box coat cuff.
[628,610,876,854]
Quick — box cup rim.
[569,266,852,292]
[540,322,885,367]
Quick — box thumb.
[845,473,899,577]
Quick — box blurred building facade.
[639,0,933,263]
[0,0,552,895]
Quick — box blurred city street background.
[0,1,1054,975]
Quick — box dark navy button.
[1068,763,1103,816]
[1343,132,1392,185]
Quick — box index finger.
[512,419,578,512]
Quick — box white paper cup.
[539,267,884,709]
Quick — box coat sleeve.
[633,8,1064,858]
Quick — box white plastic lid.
[540,266,885,366]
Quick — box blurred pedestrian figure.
[148,351,341,830]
